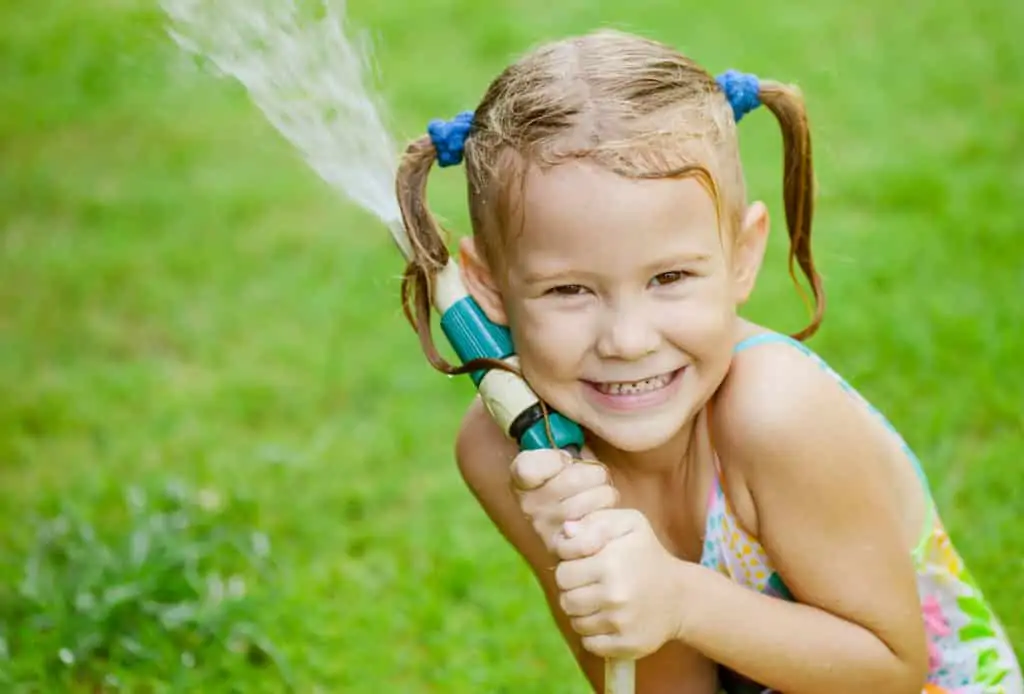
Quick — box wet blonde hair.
[396,29,823,378]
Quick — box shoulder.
[710,336,898,532]
[713,336,887,481]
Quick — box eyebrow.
[645,252,713,271]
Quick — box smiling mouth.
[588,369,683,396]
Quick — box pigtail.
[758,81,825,340]
[395,135,459,375]
[395,135,523,379]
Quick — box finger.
[543,461,610,501]
[555,555,601,592]
[510,450,571,491]
[517,489,547,520]
[555,513,627,560]
[518,467,609,519]
[570,611,612,637]
[562,507,638,540]
[581,634,632,659]
[559,584,603,618]
[559,484,618,522]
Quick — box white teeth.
[595,372,673,395]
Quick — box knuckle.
[554,535,577,560]
[551,536,571,559]
[581,635,607,656]
[558,467,585,493]
[608,586,629,609]
[560,590,579,616]
[522,502,545,525]
[509,462,530,489]
[590,532,609,555]
[577,463,606,486]
[597,485,618,509]
[554,563,570,590]
[534,518,557,543]
[516,470,543,490]
[519,492,544,518]
[561,493,596,521]
[511,451,553,488]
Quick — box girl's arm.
[454,400,605,688]
[680,344,931,693]
[454,398,717,694]
[552,344,931,694]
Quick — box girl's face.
[461,160,768,453]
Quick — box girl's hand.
[509,448,619,556]
[552,508,688,660]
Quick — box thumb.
[510,449,572,491]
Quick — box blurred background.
[1,0,1021,691]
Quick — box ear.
[457,236,509,326]
[731,201,770,304]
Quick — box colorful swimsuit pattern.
[699,333,1022,694]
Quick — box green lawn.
[2,1,1021,691]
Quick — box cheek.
[506,301,587,376]
[681,292,734,333]
[661,284,737,350]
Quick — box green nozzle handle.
[439,295,584,452]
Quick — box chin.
[583,414,690,453]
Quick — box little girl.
[394,29,1021,694]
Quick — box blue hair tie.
[427,110,475,167]
[715,70,761,123]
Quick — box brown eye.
[549,284,588,296]
[651,270,689,286]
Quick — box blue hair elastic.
[427,110,475,167]
[715,69,761,123]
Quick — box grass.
[1,480,288,691]
[1,0,1022,691]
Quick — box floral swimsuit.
[700,333,1022,693]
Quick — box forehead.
[507,161,723,274]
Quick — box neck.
[583,415,699,484]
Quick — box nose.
[594,302,661,361]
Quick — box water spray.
[160,1,634,691]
